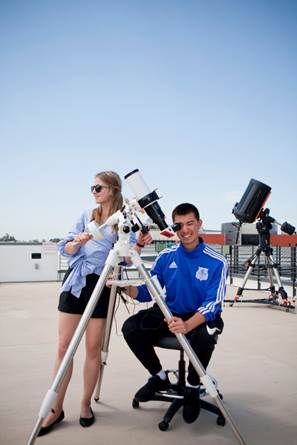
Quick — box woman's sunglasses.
[91,184,109,193]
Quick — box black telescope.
[232,178,295,235]
[232,179,271,224]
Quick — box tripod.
[232,212,295,311]
[27,204,247,445]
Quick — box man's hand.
[137,231,153,247]
[166,312,205,334]
[166,316,189,334]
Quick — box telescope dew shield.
[124,169,168,231]
[232,179,271,223]
[124,169,150,199]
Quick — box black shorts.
[58,269,110,319]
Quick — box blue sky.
[1,0,296,240]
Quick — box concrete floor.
[0,281,296,445]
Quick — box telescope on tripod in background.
[230,178,296,311]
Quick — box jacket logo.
[196,267,208,281]
[169,261,178,269]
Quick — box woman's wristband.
[136,242,145,248]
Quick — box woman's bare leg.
[80,318,106,417]
[42,312,81,427]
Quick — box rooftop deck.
[0,281,296,445]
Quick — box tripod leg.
[265,256,277,299]
[232,254,258,305]
[269,255,288,301]
[131,251,247,445]
[94,265,120,402]
[26,249,118,445]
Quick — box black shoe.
[183,387,200,424]
[79,407,95,427]
[134,375,170,402]
[37,409,65,436]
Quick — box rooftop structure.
[0,281,296,445]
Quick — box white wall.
[0,243,59,282]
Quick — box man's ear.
[198,219,203,230]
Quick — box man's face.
[173,212,202,250]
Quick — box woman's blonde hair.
[91,171,123,225]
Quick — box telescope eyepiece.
[172,222,181,232]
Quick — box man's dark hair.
[172,203,200,221]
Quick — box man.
[122,203,227,423]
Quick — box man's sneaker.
[134,375,170,402]
[182,387,201,423]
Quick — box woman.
[38,171,151,436]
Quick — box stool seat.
[133,334,225,431]
[154,336,182,350]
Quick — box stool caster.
[158,420,169,431]
[217,415,225,426]
[132,398,139,409]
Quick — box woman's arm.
[64,232,93,255]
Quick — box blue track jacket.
[137,240,228,321]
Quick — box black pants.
[122,304,223,386]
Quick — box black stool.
[132,336,225,431]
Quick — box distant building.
[221,222,278,246]
[0,225,222,283]
[0,242,58,282]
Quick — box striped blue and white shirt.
[58,209,136,298]
[137,239,228,321]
